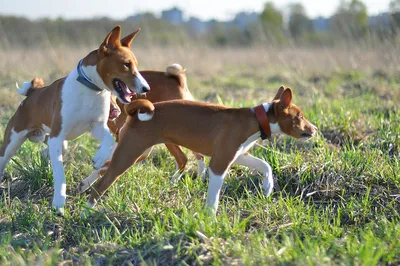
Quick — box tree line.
[1,0,400,48]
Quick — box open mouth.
[108,108,120,121]
[113,79,136,103]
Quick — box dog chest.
[60,79,110,139]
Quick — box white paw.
[262,175,274,196]
[54,207,65,216]
[93,147,111,170]
[52,196,66,216]
[170,171,183,185]
[93,143,116,170]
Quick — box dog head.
[95,26,150,104]
[271,86,317,139]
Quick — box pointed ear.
[32,77,44,88]
[121,28,141,48]
[100,26,122,53]
[273,85,285,101]
[279,88,292,109]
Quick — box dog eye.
[124,62,131,69]
[298,114,303,119]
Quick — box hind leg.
[193,152,206,181]
[166,144,188,184]
[48,136,68,215]
[0,124,28,182]
[87,135,154,207]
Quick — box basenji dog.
[76,64,205,194]
[84,86,317,213]
[0,26,150,214]
[107,64,204,180]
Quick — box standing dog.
[85,86,317,213]
[0,26,150,214]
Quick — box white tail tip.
[171,63,185,71]
[138,112,153,121]
[16,81,32,96]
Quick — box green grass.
[0,47,400,265]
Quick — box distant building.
[187,17,208,33]
[231,12,259,29]
[126,12,156,22]
[312,16,330,31]
[161,7,184,24]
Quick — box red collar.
[253,104,271,140]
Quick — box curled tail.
[16,77,45,96]
[166,63,194,100]
[124,99,155,121]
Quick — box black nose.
[142,86,150,93]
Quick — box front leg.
[48,136,67,215]
[233,153,278,195]
[91,124,116,170]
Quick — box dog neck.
[251,103,281,139]
[76,59,104,92]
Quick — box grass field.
[0,45,399,265]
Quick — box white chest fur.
[60,69,111,140]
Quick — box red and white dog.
[85,86,317,213]
[0,26,150,214]
[106,64,205,183]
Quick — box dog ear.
[273,85,285,101]
[31,77,45,88]
[279,88,292,109]
[100,26,122,53]
[121,28,141,48]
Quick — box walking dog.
[0,26,150,214]
[85,86,317,213]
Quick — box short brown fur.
[88,87,317,205]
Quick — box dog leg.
[0,126,28,182]
[41,140,68,159]
[91,124,116,170]
[87,132,153,207]
[78,146,153,194]
[232,153,276,196]
[194,152,206,181]
[76,161,110,194]
[206,167,227,214]
[48,136,67,215]
[206,151,239,214]
[166,144,188,184]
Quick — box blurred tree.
[389,0,400,33]
[288,3,313,39]
[259,2,284,41]
[330,0,368,39]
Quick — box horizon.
[0,0,392,21]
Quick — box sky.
[0,0,392,21]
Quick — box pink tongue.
[109,109,120,119]
[118,81,134,102]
